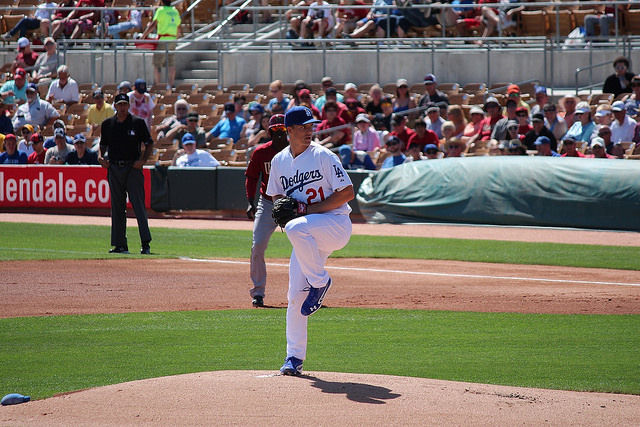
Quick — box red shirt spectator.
[317,104,351,147]
[479,97,504,140]
[342,97,366,124]
[407,126,439,151]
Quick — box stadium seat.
[519,10,548,36]
[250,83,270,96]
[175,83,198,95]
[200,84,222,95]
[622,9,640,35]
[438,83,460,95]
[187,93,211,105]
[462,82,486,95]
[571,9,595,29]
[226,83,251,93]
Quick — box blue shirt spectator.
[208,103,246,142]
[0,134,28,164]
[564,102,596,143]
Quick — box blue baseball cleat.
[280,356,303,376]
[301,278,332,316]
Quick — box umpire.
[98,93,154,254]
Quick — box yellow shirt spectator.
[154,5,181,40]
[88,102,115,127]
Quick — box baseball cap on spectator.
[117,80,132,91]
[534,135,550,145]
[182,133,196,145]
[470,106,484,115]
[595,108,611,117]
[186,111,199,121]
[44,37,55,46]
[26,82,38,93]
[53,119,65,129]
[381,96,392,105]
[575,101,590,114]
[385,135,401,145]
[248,102,264,113]
[294,79,307,91]
[30,133,43,143]
[93,89,104,99]
[424,73,436,84]
[114,93,129,104]
[344,82,358,92]
[73,134,86,144]
[535,85,547,95]
[484,96,500,110]
[562,136,577,144]
[424,143,438,152]
[321,76,333,85]
[54,128,65,138]
[531,113,544,123]
[543,103,556,112]
[134,78,147,93]
[14,68,26,79]
[325,87,337,97]
[268,114,285,129]
[298,88,311,98]
[591,137,605,148]
[4,133,16,141]
[17,37,30,49]
[506,119,518,129]
[396,78,408,88]
[625,101,638,115]
[508,139,523,149]
[22,124,34,133]
[355,113,370,123]
[284,106,320,127]
[223,102,235,112]
[426,105,439,114]
[611,101,626,112]
[507,84,520,95]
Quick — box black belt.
[112,160,134,167]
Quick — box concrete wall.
[2,46,637,89]
[221,47,640,89]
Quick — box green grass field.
[1,222,640,270]
[1,221,639,399]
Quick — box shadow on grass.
[303,375,401,404]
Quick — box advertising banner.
[0,165,151,209]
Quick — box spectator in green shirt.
[141,0,181,88]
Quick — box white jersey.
[266,142,352,216]
[175,149,221,167]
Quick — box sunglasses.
[508,126,518,131]
[543,108,556,112]
[322,82,332,87]
[187,118,198,122]
[270,125,286,132]
[563,140,575,144]
[516,113,528,117]
[176,107,188,111]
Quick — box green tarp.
[356,156,640,231]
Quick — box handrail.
[202,0,253,40]
[575,60,616,96]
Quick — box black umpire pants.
[108,163,152,248]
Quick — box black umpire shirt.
[100,113,153,161]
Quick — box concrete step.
[191,59,218,69]
[175,78,219,87]
[181,69,219,79]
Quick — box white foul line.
[179,257,640,288]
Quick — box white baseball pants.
[284,213,352,360]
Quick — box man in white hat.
[610,100,636,143]
[12,37,38,74]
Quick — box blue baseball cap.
[285,106,320,127]
[534,136,551,145]
[73,133,86,144]
[182,132,196,145]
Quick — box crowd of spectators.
[4,52,640,169]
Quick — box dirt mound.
[2,371,639,426]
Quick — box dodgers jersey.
[266,142,352,216]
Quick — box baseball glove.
[272,196,307,228]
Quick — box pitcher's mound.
[2,371,639,425]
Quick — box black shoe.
[140,244,151,255]
[109,246,129,254]
[252,296,264,307]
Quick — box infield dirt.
[1,214,639,425]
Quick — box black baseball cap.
[114,93,129,104]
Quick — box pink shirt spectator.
[463,121,483,138]
[128,91,155,129]
[353,127,380,151]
